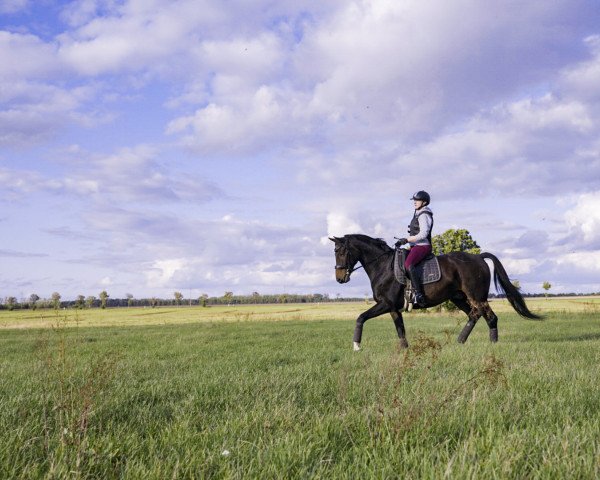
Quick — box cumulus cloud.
[0,146,224,204]
[564,192,600,249]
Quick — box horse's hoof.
[353,342,361,351]
[490,328,498,343]
[399,339,409,349]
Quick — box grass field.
[1,298,599,478]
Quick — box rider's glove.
[395,238,408,247]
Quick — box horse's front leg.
[390,311,409,348]
[353,302,391,351]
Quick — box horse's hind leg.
[452,297,482,344]
[390,311,409,349]
[482,302,499,342]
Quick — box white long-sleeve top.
[408,207,433,246]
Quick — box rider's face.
[413,199,425,209]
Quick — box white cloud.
[556,251,600,272]
[0,32,59,81]
[0,0,28,14]
[145,258,186,287]
[501,258,539,276]
[320,212,362,245]
[565,192,600,247]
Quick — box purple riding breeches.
[405,245,432,269]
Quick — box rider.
[396,191,433,307]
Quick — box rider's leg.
[405,245,432,307]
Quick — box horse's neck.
[353,240,389,272]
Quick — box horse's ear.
[329,236,337,243]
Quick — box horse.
[330,234,542,351]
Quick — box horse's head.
[329,236,359,284]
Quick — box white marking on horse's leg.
[353,341,361,351]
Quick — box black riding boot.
[408,265,427,307]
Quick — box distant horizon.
[4,290,599,307]
[2,1,600,299]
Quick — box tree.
[75,295,85,309]
[150,297,158,308]
[542,281,552,298]
[199,293,208,307]
[29,293,40,310]
[51,292,61,310]
[174,291,183,306]
[126,293,134,307]
[86,296,96,308]
[223,291,233,305]
[99,290,109,309]
[252,292,260,304]
[432,229,481,256]
[5,296,17,311]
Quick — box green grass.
[0,301,599,478]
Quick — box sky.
[2,0,600,301]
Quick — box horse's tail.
[480,253,543,320]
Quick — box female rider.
[396,191,433,307]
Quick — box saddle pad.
[415,255,441,285]
[393,249,407,284]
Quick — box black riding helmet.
[411,190,430,205]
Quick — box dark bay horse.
[330,234,541,351]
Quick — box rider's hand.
[395,238,408,247]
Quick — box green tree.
[86,296,96,308]
[75,295,85,309]
[150,297,158,308]
[199,293,208,307]
[432,229,481,256]
[542,281,552,298]
[99,290,109,309]
[252,292,261,304]
[51,292,61,310]
[174,291,183,306]
[5,296,17,311]
[223,291,233,305]
[126,293,134,307]
[29,293,40,310]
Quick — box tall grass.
[0,303,599,477]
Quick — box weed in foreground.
[34,314,122,476]
[369,333,508,440]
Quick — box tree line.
[0,292,364,310]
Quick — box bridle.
[334,238,390,281]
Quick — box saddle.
[394,249,441,311]
[393,249,441,285]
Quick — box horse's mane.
[345,234,392,251]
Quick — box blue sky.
[2,0,600,301]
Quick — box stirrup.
[414,293,426,308]
[404,284,413,312]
